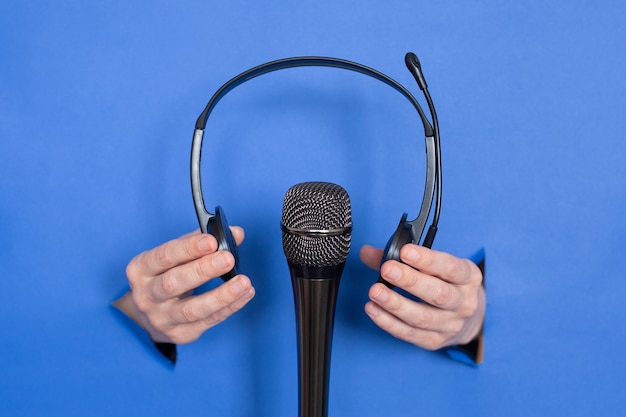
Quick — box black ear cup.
[378,213,413,288]
[207,206,241,281]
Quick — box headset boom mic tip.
[281,182,352,267]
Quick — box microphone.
[281,182,352,417]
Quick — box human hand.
[113,228,255,344]
[360,244,485,351]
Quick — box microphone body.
[281,182,352,417]
[289,263,344,417]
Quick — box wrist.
[112,290,178,364]
[112,290,161,341]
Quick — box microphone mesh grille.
[281,182,352,267]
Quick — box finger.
[189,226,244,244]
[158,287,255,344]
[368,283,461,333]
[170,275,254,327]
[150,250,236,302]
[130,233,219,278]
[359,245,384,271]
[399,245,480,286]
[380,260,464,311]
[149,277,255,344]
[180,229,202,238]
[230,226,245,246]
[364,301,447,351]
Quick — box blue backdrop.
[1,1,625,416]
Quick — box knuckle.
[203,289,253,329]
[126,254,148,288]
[180,302,201,323]
[167,328,198,345]
[448,318,464,335]
[420,249,436,270]
[203,311,226,329]
[411,310,434,329]
[158,274,178,297]
[404,270,419,289]
[447,257,464,279]
[432,284,452,308]
[125,260,139,284]
[462,295,479,318]
[131,290,150,314]
[420,339,436,351]
[213,287,232,309]
[154,245,171,268]
[470,263,484,286]
[167,332,186,345]
[421,334,446,351]
[400,326,419,344]
[182,238,197,259]
[384,294,402,313]
[146,314,169,334]
[193,256,215,280]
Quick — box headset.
[190,52,441,286]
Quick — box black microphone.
[281,182,352,417]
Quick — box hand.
[360,244,485,351]
[113,228,255,344]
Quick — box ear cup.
[207,206,241,281]
[378,213,413,288]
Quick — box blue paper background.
[1,1,625,416]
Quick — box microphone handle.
[290,264,344,417]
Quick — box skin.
[113,227,255,344]
[115,228,484,351]
[360,243,485,350]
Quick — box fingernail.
[386,265,402,281]
[198,236,212,252]
[230,276,248,295]
[371,285,388,302]
[365,302,381,317]
[403,246,419,262]
[212,252,231,269]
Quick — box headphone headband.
[195,55,433,136]
[191,52,440,246]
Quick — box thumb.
[359,245,384,271]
